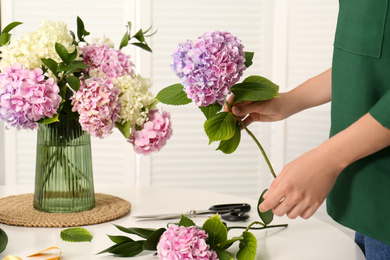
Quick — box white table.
[0,185,365,260]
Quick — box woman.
[227,0,390,258]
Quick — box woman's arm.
[227,68,332,125]
[259,112,390,219]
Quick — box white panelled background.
[0,0,343,227]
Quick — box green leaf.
[55,43,71,64]
[119,31,129,50]
[199,103,223,119]
[133,28,146,42]
[41,58,58,75]
[60,227,93,242]
[0,33,11,47]
[108,235,134,244]
[257,189,274,226]
[215,248,234,260]
[143,228,166,250]
[37,113,60,125]
[98,241,144,257]
[65,60,89,75]
[231,81,279,105]
[236,231,257,260]
[69,30,77,45]
[204,112,236,144]
[131,42,153,52]
[156,84,192,106]
[219,235,244,250]
[202,214,228,249]
[149,99,159,110]
[244,52,254,68]
[76,16,90,41]
[243,75,279,93]
[178,214,196,227]
[57,63,70,72]
[115,121,131,139]
[0,228,8,253]
[66,76,81,92]
[68,48,78,63]
[114,225,156,239]
[68,60,89,70]
[2,21,22,34]
[217,123,241,154]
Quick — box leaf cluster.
[0,21,23,47]
[119,21,156,52]
[98,225,166,257]
[156,73,279,154]
[39,43,87,125]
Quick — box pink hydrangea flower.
[171,31,246,107]
[81,43,135,79]
[128,109,173,155]
[71,77,120,138]
[157,225,218,260]
[0,63,61,130]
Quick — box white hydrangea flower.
[88,68,110,79]
[90,35,115,48]
[0,20,76,71]
[115,74,154,128]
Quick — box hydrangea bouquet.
[0,17,172,155]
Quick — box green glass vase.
[33,115,95,213]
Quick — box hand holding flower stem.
[225,102,276,179]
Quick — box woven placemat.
[0,193,131,227]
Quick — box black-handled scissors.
[133,203,251,222]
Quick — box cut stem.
[226,102,276,179]
[228,224,288,231]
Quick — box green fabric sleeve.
[369,90,390,129]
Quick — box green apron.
[327,0,390,245]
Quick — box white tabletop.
[0,185,365,260]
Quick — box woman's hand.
[259,112,390,219]
[224,68,333,127]
[259,144,342,219]
[224,92,293,126]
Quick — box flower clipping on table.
[0,17,172,155]
[100,212,287,259]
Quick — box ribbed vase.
[33,115,95,213]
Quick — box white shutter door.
[148,0,273,199]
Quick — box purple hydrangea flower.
[157,224,218,260]
[71,77,121,138]
[171,31,246,107]
[0,63,61,130]
[81,43,135,79]
[128,109,173,155]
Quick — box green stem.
[228,224,288,232]
[226,102,276,179]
